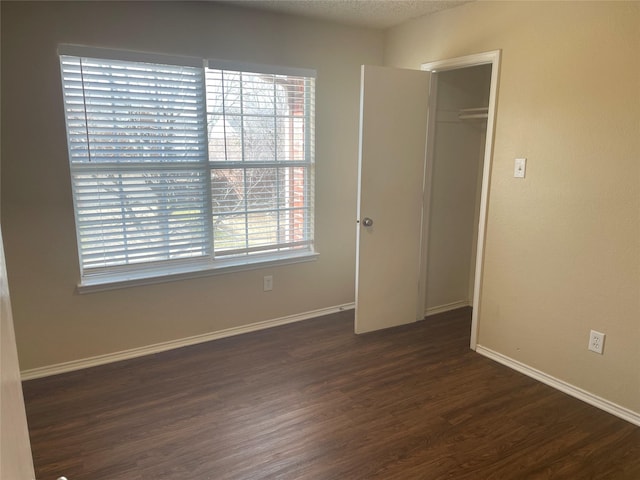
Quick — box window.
[59,46,316,289]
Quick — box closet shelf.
[459,107,488,120]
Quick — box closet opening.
[419,52,500,349]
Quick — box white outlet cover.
[588,330,605,354]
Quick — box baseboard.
[476,345,640,427]
[21,303,355,381]
[425,300,472,317]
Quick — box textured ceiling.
[225,0,472,29]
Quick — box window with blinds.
[59,47,316,288]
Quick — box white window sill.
[77,251,319,294]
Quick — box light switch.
[514,158,526,178]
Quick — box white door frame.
[419,50,501,350]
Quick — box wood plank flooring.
[23,308,640,479]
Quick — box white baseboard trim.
[425,300,472,317]
[476,345,640,427]
[21,302,355,381]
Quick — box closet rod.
[458,107,488,120]
[459,113,488,120]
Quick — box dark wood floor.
[23,308,640,480]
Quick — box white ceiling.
[224,0,472,29]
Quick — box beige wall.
[1,1,384,370]
[387,1,640,412]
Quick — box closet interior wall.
[425,64,492,315]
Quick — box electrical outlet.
[263,275,273,292]
[588,330,605,354]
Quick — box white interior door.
[355,65,431,334]
[0,227,36,478]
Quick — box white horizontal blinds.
[60,55,210,275]
[60,49,315,284]
[205,66,315,258]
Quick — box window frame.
[58,45,318,293]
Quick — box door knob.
[362,217,374,227]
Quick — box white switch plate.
[514,158,527,178]
[263,275,273,292]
